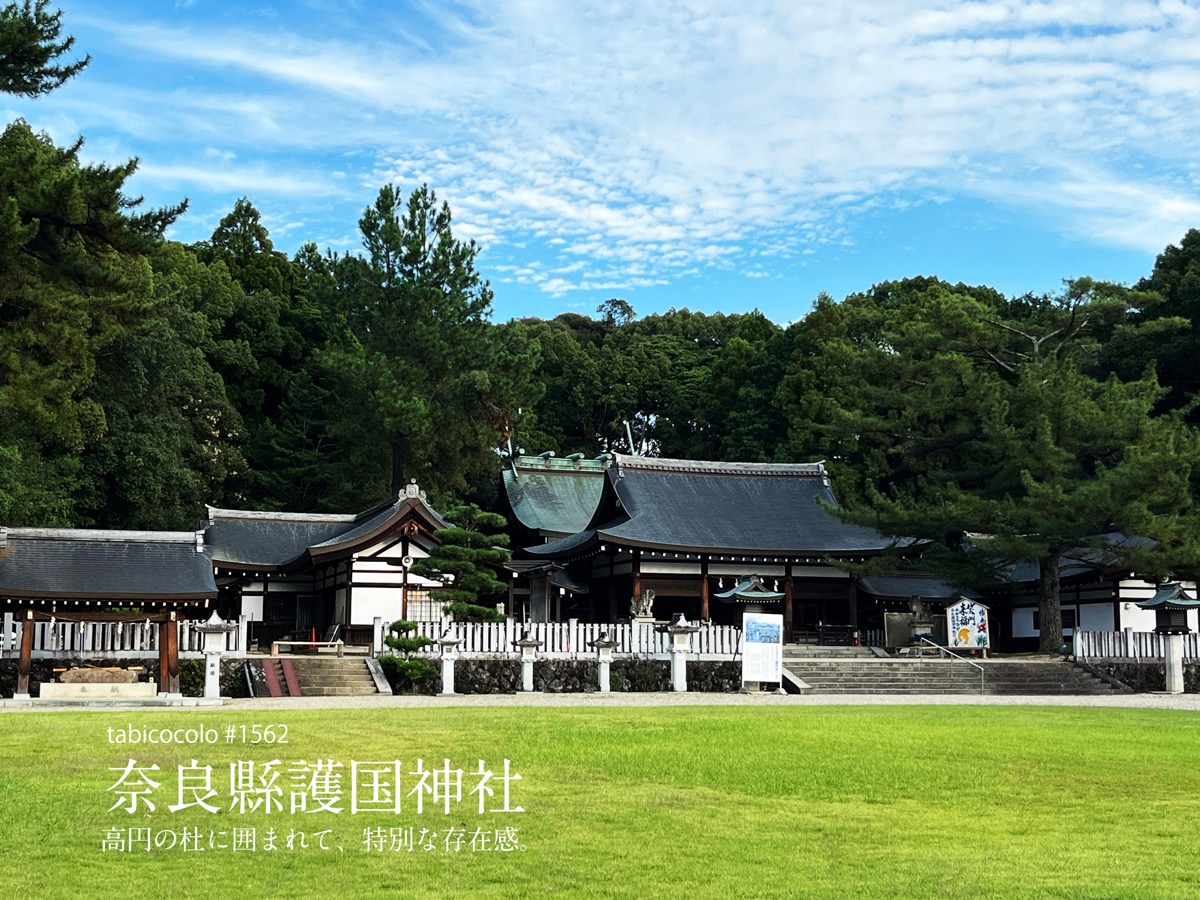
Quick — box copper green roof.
[714,576,785,603]
[503,454,609,537]
[1136,583,1200,610]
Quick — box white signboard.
[946,599,990,650]
[742,612,783,682]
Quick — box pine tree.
[0,1,89,97]
[412,504,509,622]
[783,277,1200,653]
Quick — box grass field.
[1,705,1198,898]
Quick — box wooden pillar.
[608,551,617,622]
[157,618,170,693]
[783,563,794,644]
[631,550,642,614]
[700,557,710,621]
[16,610,34,696]
[166,611,180,694]
[401,537,409,621]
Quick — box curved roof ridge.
[8,528,200,544]
[612,454,826,477]
[206,505,358,524]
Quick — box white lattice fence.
[405,619,743,660]
[1074,630,1200,661]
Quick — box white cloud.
[23,1,1200,295]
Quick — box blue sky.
[5,1,1200,324]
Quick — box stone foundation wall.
[1084,661,1200,693]
[0,659,251,698]
[435,658,744,695]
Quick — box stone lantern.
[663,613,700,692]
[512,629,542,692]
[589,630,619,693]
[436,629,462,696]
[193,611,236,699]
[1136,583,1200,694]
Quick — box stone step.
[296,687,379,696]
[783,659,1123,695]
[283,659,379,696]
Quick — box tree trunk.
[390,442,404,498]
[1037,555,1062,654]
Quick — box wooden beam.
[700,556,710,621]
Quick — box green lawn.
[1,705,1197,898]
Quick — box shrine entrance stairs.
[783,652,1127,696]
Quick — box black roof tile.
[0,532,216,599]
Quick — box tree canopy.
[0,1,88,96]
[780,277,1200,651]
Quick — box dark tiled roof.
[205,493,450,569]
[526,529,600,558]
[996,534,1151,586]
[857,574,977,601]
[205,515,355,567]
[596,455,891,555]
[503,456,608,536]
[309,497,448,557]
[0,531,216,599]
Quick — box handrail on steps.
[919,637,986,695]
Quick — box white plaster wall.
[241,595,263,622]
[1012,607,1036,638]
[350,586,401,626]
[1078,604,1114,632]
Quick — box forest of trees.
[6,3,1200,650]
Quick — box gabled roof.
[714,575,785,603]
[503,454,610,537]
[527,454,894,559]
[857,574,980,601]
[205,483,449,570]
[0,528,216,601]
[991,534,1154,587]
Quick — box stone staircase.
[982,661,1127,695]
[783,654,1125,695]
[286,657,380,697]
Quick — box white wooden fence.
[1,615,738,662]
[379,619,744,661]
[1074,630,1200,662]
[0,614,249,660]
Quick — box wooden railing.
[0,614,249,660]
[388,619,745,660]
[1074,630,1200,662]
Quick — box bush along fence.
[378,658,746,696]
